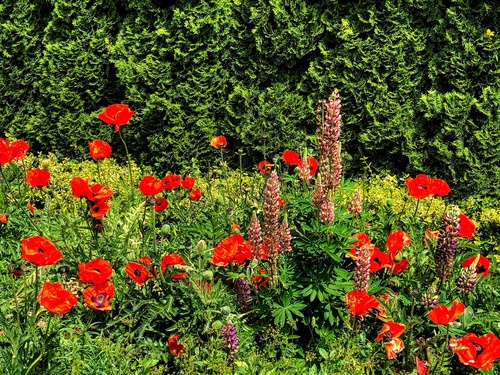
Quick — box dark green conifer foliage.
[0,0,499,197]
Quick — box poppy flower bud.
[220,306,231,315]
[212,320,224,329]
[197,239,207,252]
[161,224,170,235]
[41,159,50,170]
[202,270,213,281]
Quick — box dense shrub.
[1,0,499,198]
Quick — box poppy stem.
[118,129,134,191]
[32,266,39,326]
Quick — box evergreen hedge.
[1,0,499,198]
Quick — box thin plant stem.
[118,129,134,190]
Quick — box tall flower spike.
[279,215,292,253]
[235,277,253,313]
[353,244,371,293]
[348,189,363,216]
[435,206,460,282]
[319,191,335,223]
[263,170,281,257]
[248,212,263,259]
[456,265,477,295]
[316,90,343,191]
[221,323,239,362]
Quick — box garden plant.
[0,92,499,375]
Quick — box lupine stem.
[118,129,134,191]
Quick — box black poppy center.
[383,331,394,343]
[91,292,108,307]
[37,248,45,254]
[134,269,142,277]
[473,342,485,356]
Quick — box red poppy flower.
[428,301,465,325]
[430,178,451,197]
[160,254,187,279]
[282,150,300,165]
[82,281,115,311]
[416,356,428,375]
[21,236,62,266]
[138,175,163,197]
[181,176,195,189]
[125,262,152,284]
[375,321,406,342]
[189,188,202,201]
[88,139,112,160]
[390,258,409,274]
[277,197,285,207]
[458,213,475,240]
[375,321,406,359]
[161,174,182,190]
[386,230,411,257]
[449,332,500,370]
[154,197,168,212]
[210,135,227,149]
[78,258,113,284]
[252,268,269,289]
[10,139,29,160]
[384,338,405,360]
[89,201,110,220]
[37,282,77,315]
[345,290,379,316]
[98,104,134,133]
[405,174,434,199]
[89,183,113,202]
[0,138,14,164]
[462,255,490,277]
[168,334,186,357]
[26,168,50,188]
[209,234,250,267]
[27,201,35,214]
[70,177,93,200]
[370,247,391,272]
[258,160,272,174]
[0,213,6,224]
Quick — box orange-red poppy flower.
[210,135,227,149]
[70,177,93,200]
[277,197,285,207]
[416,356,428,375]
[449,332,500,370]
[26,168,50,188]
[252,268,269,289]
[89,183,113,202]
[189,188,202,201]
[138,175,163,197]
[21,236,62,266]
[125,261,152,284]
[386,230,411,257]
[168,334,186,356]
[389,258,409,274]
[27,201,35,214]
[209,234,251,267]
[0,213,6,224]
[405,174,435,199]
[89,201,110,220]
[10,139,29,160]
[160,254,187,279]
[0,138,14,164]
[82,281,115,311]
[458,213,475,240]
[78,258,113,284]
[375,321,406,343]
[181,176,195,189]
[161,174,182,190]
[154,197,168,212]
[88,139,112,160]
[345,290,379,316]
[461,255,490,277]
[428,301,465,325]
[384,337,405,359]
[98,104,134,133]
[258,160,272,174]
[37,282,77,315]
[430,178,451,197]
[282,150,300,165]
[370,247,391,272]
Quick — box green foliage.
[2,0,499,198]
